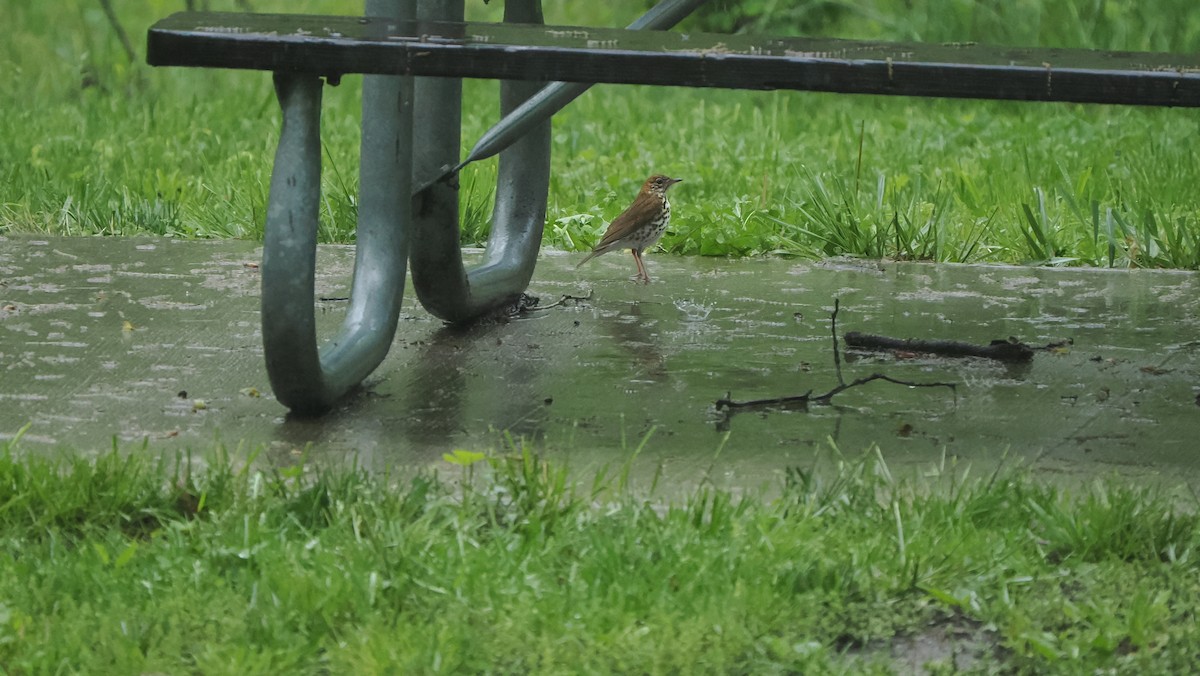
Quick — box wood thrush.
[576,174,682,283]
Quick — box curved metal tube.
[408,0,551,323]
[259,0,704,410]
[262,61,413,414]
[451,0,709,174]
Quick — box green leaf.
[92,542,110,566]
[443,449,486,467]
[114,542,138,569]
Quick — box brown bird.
[577,174,682,283]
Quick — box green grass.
[8,6,1200,672]
[4,0,1200,268]
[2,433,1199,673]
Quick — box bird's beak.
[668,178,683,186]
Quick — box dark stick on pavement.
[714,300,959,416]
[843,332,1036,363]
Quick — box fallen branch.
[814,372,957,405]
[715,374,956,412]
[714,299,958,422]
[715,390,814,412]
[843,332,1036,363]
[831,298,845,385]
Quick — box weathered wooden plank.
[147,12,1200,107]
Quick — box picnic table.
[147,0,1200,414]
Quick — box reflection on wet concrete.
[3,237,1200,489]
[403,326,473,446]
[397,321,549,448]
[601,303,668,383]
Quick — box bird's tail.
[575,251,597,269]
[575,248,609,269]
[576,240,627,268]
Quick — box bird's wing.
[594,194,658,249]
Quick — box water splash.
[674,298,713,322]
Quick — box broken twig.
[831,298,845,386]
[714,373,956,412]
[714,298,958,421]
[522,290,594,312]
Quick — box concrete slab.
[2,236,1199,488]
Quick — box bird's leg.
[632,250,650,284]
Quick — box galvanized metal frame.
[262,0,415,414]
[258,0,705,413]
[408,0,551,323]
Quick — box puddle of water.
[2,237,1199,491]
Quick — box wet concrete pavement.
[2,236,1198,488]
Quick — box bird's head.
[644,174,683,195]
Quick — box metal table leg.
[261,0,414,414]
[260,0,708,412]
[408,0,551,324]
